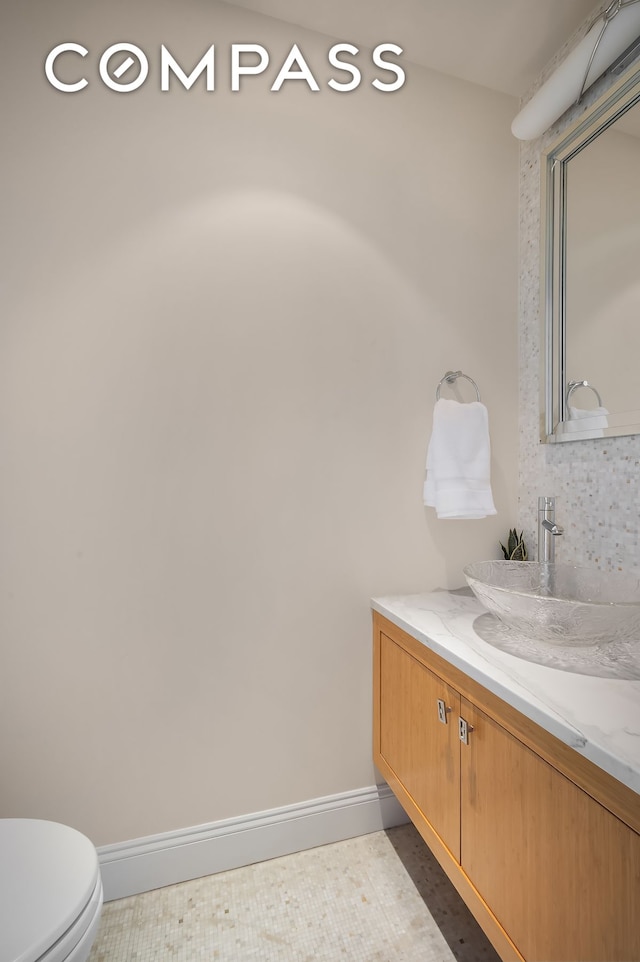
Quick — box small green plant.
[500,528,528,561]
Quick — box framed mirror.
[541,58,640,442]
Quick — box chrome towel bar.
[566,379,603,408]
[436,370,481,402]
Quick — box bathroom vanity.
[372,590,640,962]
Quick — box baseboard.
[98,783,409,901]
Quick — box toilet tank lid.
[0,819,100,962]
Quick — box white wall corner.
[98,783,409,901]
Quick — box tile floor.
[88,823,501,961]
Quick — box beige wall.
[0,0,518,846]
[567,128,640,415]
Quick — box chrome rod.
[537,496,564,563]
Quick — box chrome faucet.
[537,496,564,563]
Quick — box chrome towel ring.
[436,370,481,402]
[566,379,603,408]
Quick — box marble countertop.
[372,589,640,796]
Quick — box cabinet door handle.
[458,716,474,745]
[436,698,452,725]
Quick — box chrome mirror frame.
[541,57,640,442]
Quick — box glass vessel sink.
[463,560,640,646]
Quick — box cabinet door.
[378,632,460,860]
[460,697,640,962]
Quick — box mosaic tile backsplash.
[517,3,640,574]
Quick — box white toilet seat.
[0,819,103,962]
[36,872,103,962]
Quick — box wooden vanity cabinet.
[379,629,461,860]
[373,612,640,962]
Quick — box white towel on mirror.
[564,405,609,439]
[423,398,496,520]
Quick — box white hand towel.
[564,405,609,439]
[423,398,496,520]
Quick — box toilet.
[0,819,103,962]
